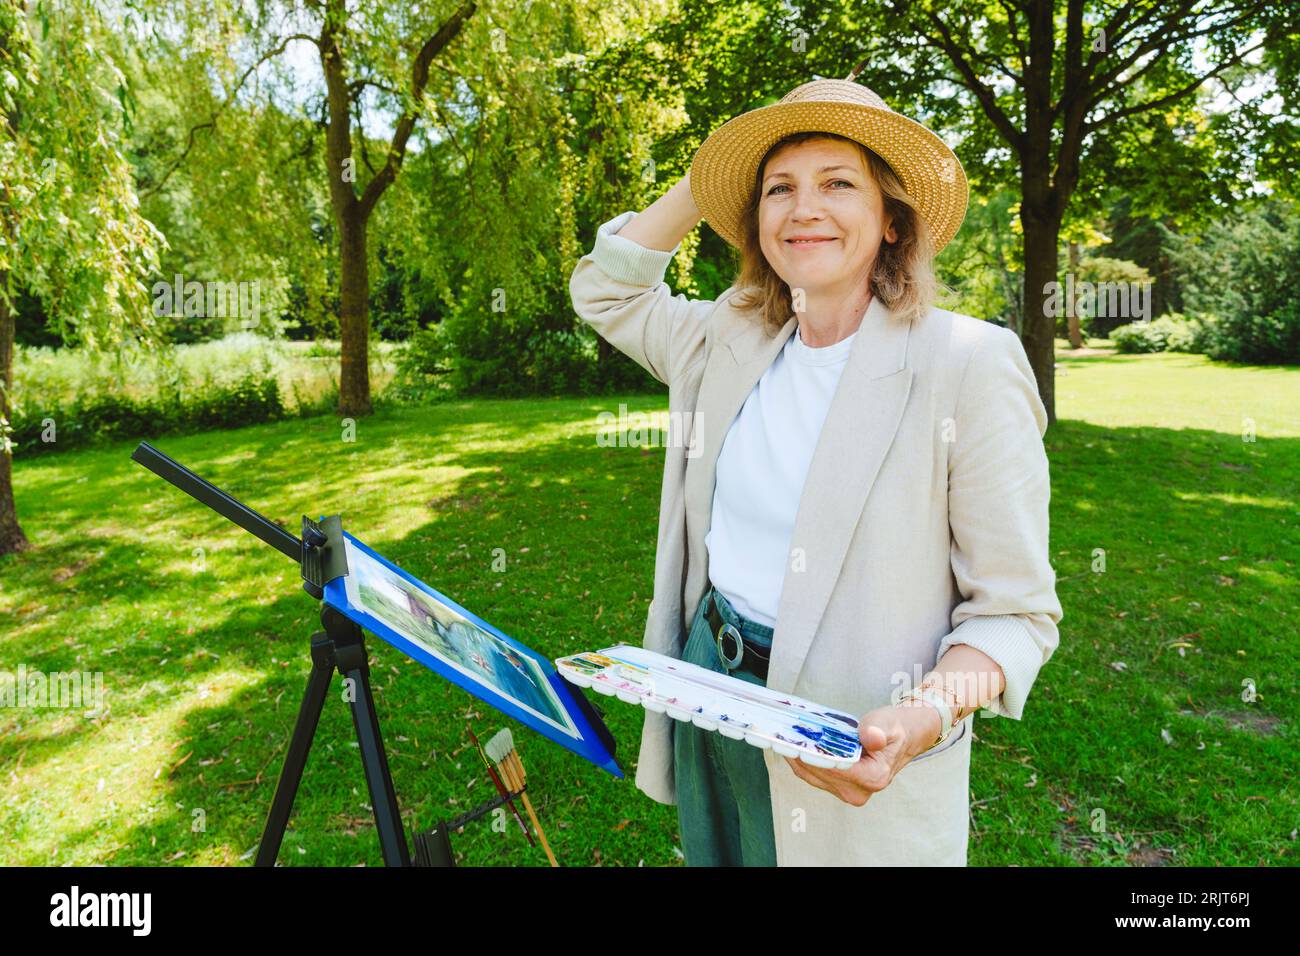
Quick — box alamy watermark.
[152,273,262,328]
[888,665,1000,717]
[1042,276,1151,321]
[0,664,105,713]
[595,404,703,458]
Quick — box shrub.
[1074,257,1156,339]
[1109,322,1161,353]
[385,326,453,404]
[1161,313,1205,353]
[1195,301,1300,364]
[8,333,401,456]
[1109,313,1205,354]
[10,371,287,457]
[1167,200,1300,364]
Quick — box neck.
[794,282,873,347]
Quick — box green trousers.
[673,587,778,867]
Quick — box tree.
[0,0,164,555]
[317,0,476,415]
[878,0,1294,422]
[129,33,332,344]
[631,0,1295,424]
[152,0,477,416]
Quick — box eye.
[767,179,853,196]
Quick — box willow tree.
[0,0,164,556]
[150,0,478,416]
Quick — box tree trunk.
[321,0,371,419]
[1019,205,1060,426]
[337,213,372,417]
[596,335,613,383]
[1066,240,1084,349]
[0,279,30,555]
[993,227,1021,335]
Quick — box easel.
[257,602,409,866]
[131,441,528,867]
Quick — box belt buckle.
[715,621,744,670]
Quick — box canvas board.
[323,532,621,777]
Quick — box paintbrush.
[485,728,557,867]
[468,727,534,846]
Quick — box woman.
[568,73,1063,866]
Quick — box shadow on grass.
[1056,351,1300,374]
[3,403,1297,865]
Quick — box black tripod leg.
[255,632,335,867]
[337,640,411,866]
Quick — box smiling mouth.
[786,238,837,245]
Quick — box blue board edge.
[322,529,623,779]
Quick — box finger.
[851,744,899,789]
[789,757,825,784]
[788,757,833,794]
[810,764,859,793]
[860,722,889,752]
[858,760,893,793]
[796,758,872,804]
[846,759,890,797]
[792,753,880,803]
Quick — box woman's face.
[757,138,896,300]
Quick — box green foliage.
[390,311,658,400]
[0,0,166,347]
[10,372,286,455]
[433,306,593,397]
[1075,256,1156,338]
[5,0,1297,431]
[8,333,397,454]
[1168,199,1300,364]
[935,189,1023,324]
[1196,303,1300,365]
[1109,313,1206,354]
[386,324,451,403]
[1104,197,1189,320]
[125,20,328,344]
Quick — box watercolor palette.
[554,644,863,769]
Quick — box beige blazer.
[569,211,1063,866]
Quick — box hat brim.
[689,100,968,254]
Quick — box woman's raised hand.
[616,172,703,253]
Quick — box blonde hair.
[731,131,939,334]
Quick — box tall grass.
[15,334,402,412]
[9,334,406,456]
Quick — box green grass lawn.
[2,348,1297,866]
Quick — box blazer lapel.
[767,296,913,692]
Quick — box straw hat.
[689,64,968,254]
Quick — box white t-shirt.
[705,323,857,628]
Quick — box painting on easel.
[324,532,620,777]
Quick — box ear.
[884,217,897,244]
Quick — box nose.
[790,185,828,224]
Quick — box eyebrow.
[763,164,858,184]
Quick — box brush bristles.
[485,727,514,765]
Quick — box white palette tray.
[555,644,863,769]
